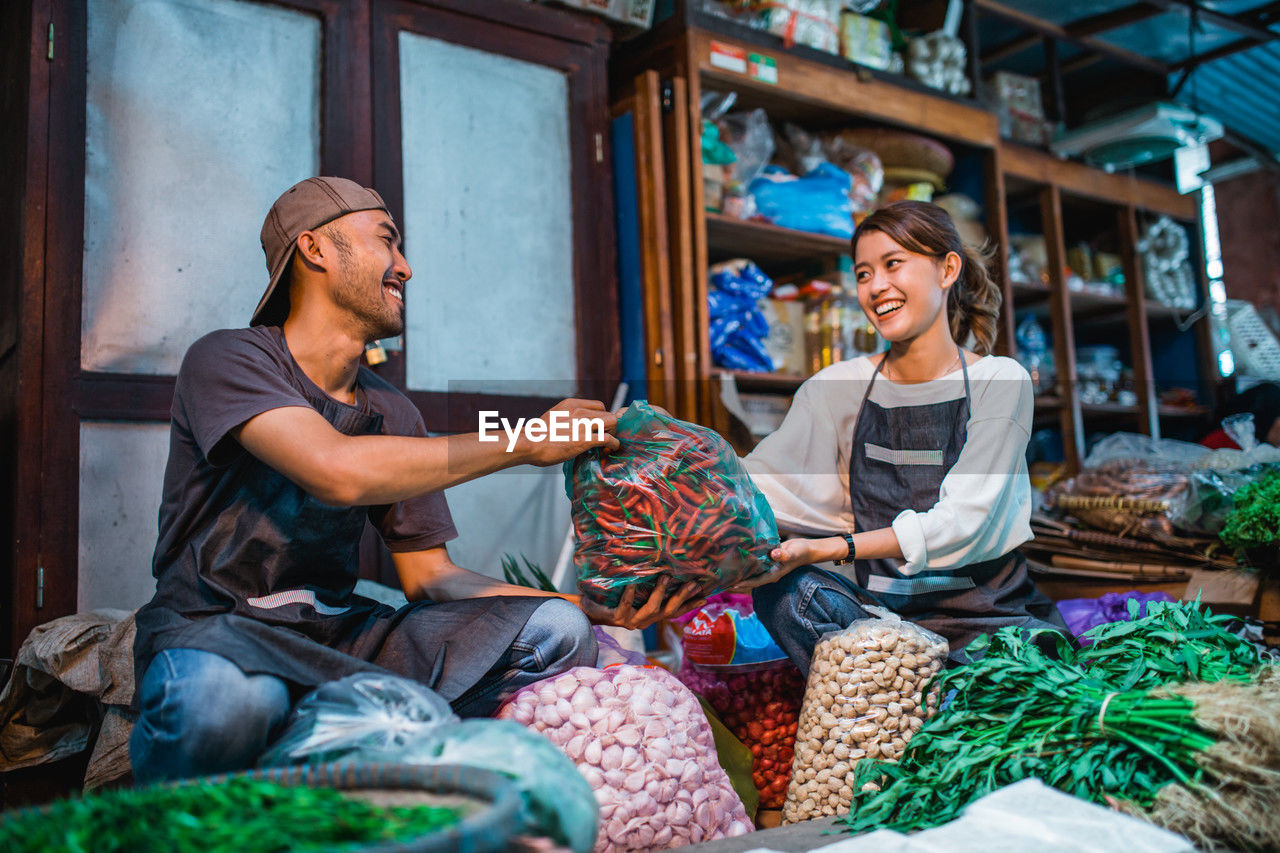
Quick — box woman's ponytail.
[949,241,1001,357]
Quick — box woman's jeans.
[752,565,876,677]
[130,597,596,783]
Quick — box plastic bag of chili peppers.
[677,601,805,809]
[565,401,779,610]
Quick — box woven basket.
[836,128,955,178]
[0,762,525,853]
[213,762,525,853]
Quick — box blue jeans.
[130,597,597,782]
[752,565,876,678]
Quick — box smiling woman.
[742,201,1071,671]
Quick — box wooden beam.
[981,32,1039,64]
[1067,4,1164,38]
[1040,185,1085,473]
[1118,206,1160,438]
[975,0,1170,75]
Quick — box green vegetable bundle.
[0,777,462,853]
[840,601,1279,852]
[1220,467,1280,570]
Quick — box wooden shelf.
[1158,404,1210,419]
[1011,279,1051,305]
[720,368,807,393]
[705,212,849,266]
[1068,286,1129,319]
[1034,395,1062,410]
[1145,300,1200,321]
[1081,401,1141,416]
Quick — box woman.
[742,201,1068,671]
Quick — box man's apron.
[134,382,543,705]
[847,349,1068,663]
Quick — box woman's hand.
[577,575,706,630]
[772,538,843,572]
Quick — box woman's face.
[854,230,959,345]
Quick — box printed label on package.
[748,53,778,85]
[709,40,748,74]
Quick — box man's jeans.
[130,597,597,783]
[752,565,875,677]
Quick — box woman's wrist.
[822,535,852,562]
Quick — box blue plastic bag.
[708,260,775,372]
[749,163,854,239]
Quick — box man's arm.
[393,546,566,602]
[393,547,708,631]
[233,398,618,506]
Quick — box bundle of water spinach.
[840,600,1279,852]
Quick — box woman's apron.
[134,381,542,704]
[847,348,1068,663]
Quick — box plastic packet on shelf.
[783,609,947,824]
[709,259,776,373]
[566,401,779,610]
[749,163,854,239]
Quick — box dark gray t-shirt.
[151,325,456,581]
[134,326,543,699]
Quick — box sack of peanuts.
[677,600,805,809]
[783,610,948,824]
[497,664,755,851]
[565,401,778,609]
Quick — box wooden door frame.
[12,0,366,653]
[371,0,619,433]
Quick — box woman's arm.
[732,527,902,590]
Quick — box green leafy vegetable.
[839,601,1266,840]
[1220,467,1280,566]
[0,777,463,853]
[501,553,557,592]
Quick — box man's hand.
[577,576,706,630]
[519,399,621,466]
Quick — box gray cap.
[253,176,389,326]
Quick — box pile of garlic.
[782,619,947,823]
[498,664,754,851]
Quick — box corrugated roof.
[1184,40,1280,157]
[981,1,1280,157]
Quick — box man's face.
[323,209,411,341]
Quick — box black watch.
[832,533,857,566]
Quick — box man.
[131,177,696,782]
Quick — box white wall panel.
[442,466,571,587]
[399,32,577,396]
[83,0,321,374]
[78,422,170,612]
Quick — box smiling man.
[130,177,691,783]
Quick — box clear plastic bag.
[676,599,804,808]
[566,401,779,609]
[783,610,947,824]
[258,674,598,852]
[258,673,457,766]
[496,665,754,851]
[719,109,775,191]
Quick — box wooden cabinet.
[613,20,1216,469]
